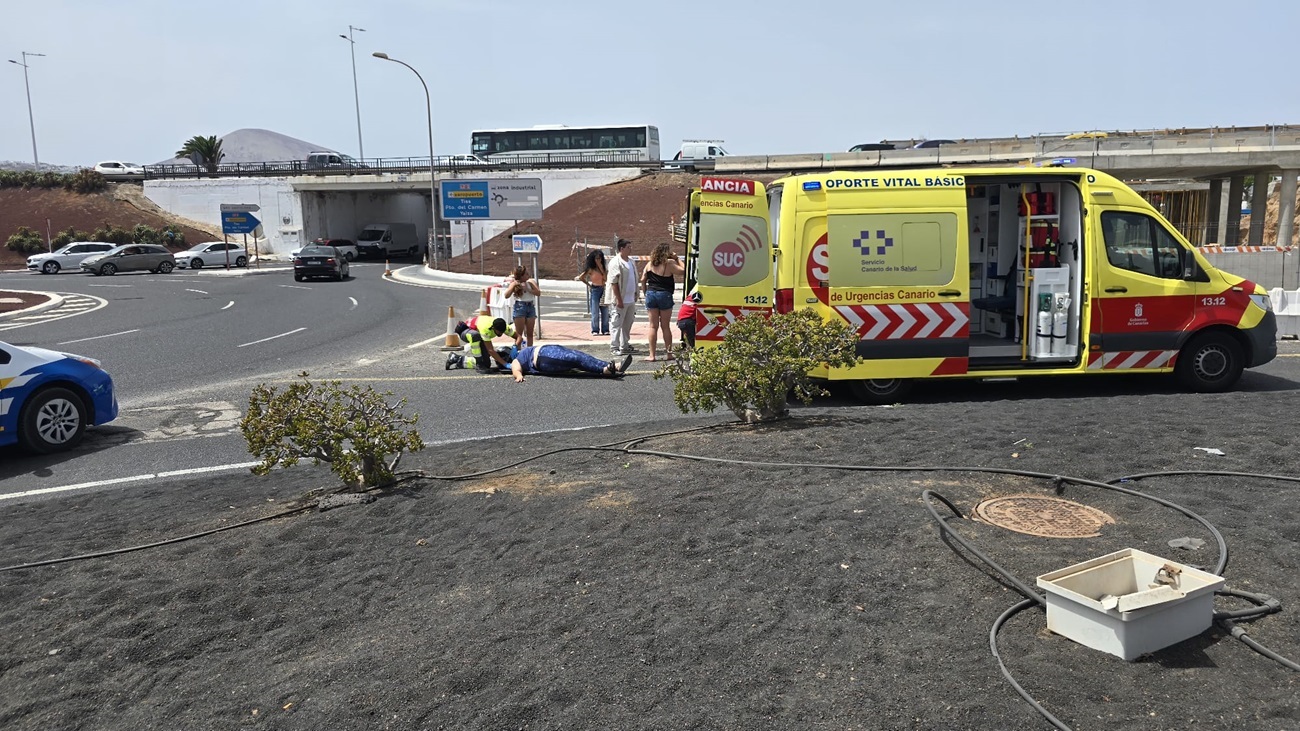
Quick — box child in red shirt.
[676,289,701,349]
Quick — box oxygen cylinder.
[1036,310,1053,358]
[1051,295,1071,356]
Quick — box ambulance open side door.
[687,177,772,344]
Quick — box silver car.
[79,244,176,276]
[27,242,116,274]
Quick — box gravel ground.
[1,366,1298,730]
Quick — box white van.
[667,140,728,170]
[356,223,420,258]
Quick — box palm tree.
[175,135,225,173]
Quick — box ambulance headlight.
[1249,293,1272,312]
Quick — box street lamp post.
[339,26,366,162]
[372,52,439,269]
[8,51,46,172]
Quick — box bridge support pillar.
[1248,170,1272,245]
[1278,170,1298,249]
[1225,176,1245,245]
[1205,178,1223,244]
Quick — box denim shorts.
[512,300,537,319]
[644,290,673,311]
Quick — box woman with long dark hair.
[574,249,610,336]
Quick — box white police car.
[0,341,118,453]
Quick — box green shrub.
[240,373,425,490]
[51,226,89,249]
[5,226,46,254]
[133,224,162,246]
[163,226,185,248]
[91,223,134,246]
[654,309,863,422]
[63,168,106,194]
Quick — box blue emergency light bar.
[803,181,822,191]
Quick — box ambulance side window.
[0,345,9,365]
[1101,211,1185,280]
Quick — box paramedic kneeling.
[511,345,633,383]
[452,316,516,372]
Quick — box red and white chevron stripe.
[1087,350,1177,370]
[696,307,769,341]
[833,303,969,340]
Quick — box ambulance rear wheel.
[1176,331,1243,393]
[849,378,912,405]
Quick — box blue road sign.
[222,210,261,235]
[512,234,543,253]
[441,180,490,220]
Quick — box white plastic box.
[1036,548,1224,661]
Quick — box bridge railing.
[144,153,663,180]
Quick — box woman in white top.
[505,265,540,348]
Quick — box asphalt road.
[0,262,696,499]
[2,263,1298,503]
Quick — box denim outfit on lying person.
[516,345,613,376]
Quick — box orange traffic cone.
[478,288,490,315]
[383,259,393,277]
[444,306,461,348]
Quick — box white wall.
[144,177,300,254]
[145,167,644,256]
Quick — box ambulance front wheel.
[849,378,912,405]
[1176,331,1244,393]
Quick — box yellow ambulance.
[682,169,1277,403]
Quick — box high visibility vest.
[468,315,516,340]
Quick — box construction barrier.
[1269,288,1300,339]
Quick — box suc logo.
[712,224,763,276]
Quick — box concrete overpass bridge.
[713,125,1300,248]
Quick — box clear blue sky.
[3,0,1297,166]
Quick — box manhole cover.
[973,495,1115,538]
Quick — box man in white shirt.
[604,238,639,356]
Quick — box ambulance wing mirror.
[1182,252,1210,282]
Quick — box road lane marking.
[279,284,310,290]
[405,335,448,349]
[221,301,234,310]
[349,296,358,310]
[57,329,139,345]
[186,288,209,295]
[88,284,132,288]
[0,461,263,502]
[238,327,306,348]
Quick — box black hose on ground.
[990,599,1072,731]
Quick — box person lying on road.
[511,345,633,383]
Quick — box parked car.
[293,245,350,281]
[79,244,175,276]
[291,238,357,261]
[433,154,497,167]
[849,143,896,152]
[94,161,146,179]
[0,340,118,453]
[174,242,248,269]
[27,242,116,274]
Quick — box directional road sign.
[440,178,543,220]
[511,234,543,253]
[221,210,261,235]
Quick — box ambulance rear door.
[688,177,772,343]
